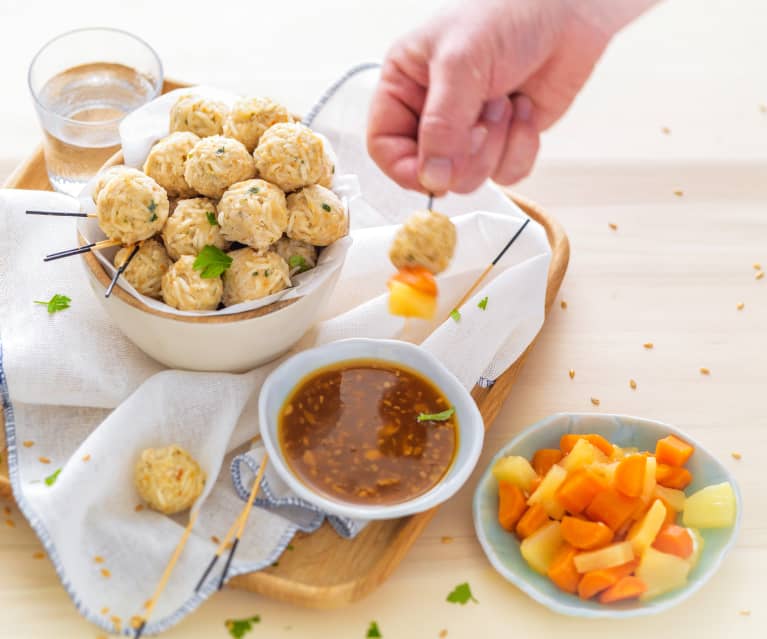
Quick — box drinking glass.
[28,28,163,196]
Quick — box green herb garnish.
[147,200,157,213]
[252,271,259,277]
[446,582,478,605]
[34,294,71,314]
[287,544,294,551]
[478,296,488,310]
[449,309,461,322]
[321,203,331,212]
[367,621,382,638]
[216,146,225,156]
[206,211,218,226]
[225,615,260,639]
[288,254,310,273]
[193,245,233,278]
[417,407,455,423]
[149,212,158,222]
[248,186,260,195]
[44,468,61,487]
[264,269,270,277]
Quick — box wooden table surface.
[1,0,765,637]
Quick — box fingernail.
[420,157,452,192]
[514,94,534,122]
[470,125,488,155]
[481,97,508,123]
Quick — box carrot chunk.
[561,516,614,550]
[598,576,648,603]
[547,544,582,594]
[652,524,694,559]
[560,433,613,457]
[585,488,640,531]
[614,454,646,498]
[577,560,638,600]
[497,481,527,532]
[655,464,692,490]
[389,266,437,297]
[516,503,549,539]
[532,448,563,477]
[655,435,694,467]
[556,469,606,514]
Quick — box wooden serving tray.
[0,80,569,607]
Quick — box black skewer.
[427,192,434,211]
[105,244,139,298]
[26,210,96,218]
[492,217,530,265]
[134,620,146,639]
[43,239,119,262]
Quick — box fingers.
[492,94,540,185]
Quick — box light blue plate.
[472,413,743,618]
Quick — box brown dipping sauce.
[278,359,458,505]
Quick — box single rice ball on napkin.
[272,236,317,275]
[223,96,292,152]
[143,131,199,198]
[113,238,172,299]
[161,197,230,260]
[161,255,223,311]
[253,122,325,192]
[98,171,169,244]
[286,184,347,246]
[134,445,206,515]
[169,94,229,137]
[223,248,290,306]
[184,135,256,199]
[217,178,288,250]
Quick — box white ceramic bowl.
[259,338,485,519]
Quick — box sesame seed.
[590,397,601,406]
[630,379,637,390]
[100,607,110,615]
[756,271,764,280]
[22,440,34,448]
[82,454,91,462]
[661,126,671,135]
[643,343,654,349]
[94,555,105,564]
[739,609,751,616]
[144,599,153,610]
[673,190,684,197]
[737,302,745,310]
[38,456,51,464]
[32,551,45,559]
[560,300,567,310]
[568,369,575,379]
[135,504,144,512]
[211,535,221,544]
[608,223,618,231]
[731,452,742,460]
[753,263,762,270]
[5,519,14,528]
[700,367,711,375]
[439,631,448,638]
[101,568,111,578]
[441,536,454,544]
[3,506,10,516]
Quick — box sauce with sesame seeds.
[279,359,457,504]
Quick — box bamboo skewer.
[105,244,140,298]
[43,238,121,262]
[26,210,97,218]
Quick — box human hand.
[367,0,658,194]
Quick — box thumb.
[417,48,489,193]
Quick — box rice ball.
[97,171,169,244]
[169,94,228,137]
[93,166,145,203]
[184,135,256,199]
[161,197,230,261]
[218,179,288,251]
[253,122,325,192]
[389,210,457,275]
[286,184,347,246]
[273,236,317,275]
[134,445,206,515]
[223,96,292,152]
[161,255,223,311]
[223,248,290,306]
[143,132,199,198]
[113,238,172,299]
[318,152,335,188]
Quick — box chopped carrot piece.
[561,517,614,550]
[547,544,582,594]
[560,434,613,457]
[652,524,694,559]
[598,576,648,603]
[655,464,692,489]
[655,435,694,467]
[532,449,563,477]
[556,469,606,514]
[497,481,527,532]
[515,503,549,539]
[389,266,437,297]
[614,455,646,498]
[585,488,640,531]
[577,560,638,599]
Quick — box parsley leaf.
[147,200,157,213]
[446,582,478,605]
[367,621,382,638]
[264,269,270,277]
[417,407,455,423]
[248,186,260,195]
[478,296,488,310]
[206,211,218,226]
[449,309,461,322]
[288,254,310,273]
[225,615,260,639]
[321,203,331,212]
[193,245,233,278]
[216,146,226,156]
[44,468,61,486]
[149,212,158,222]
[34,294,71,314]
[286,544,294,551]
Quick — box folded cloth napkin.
[0,64,551,635]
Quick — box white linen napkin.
[0,65,551,636]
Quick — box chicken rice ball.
[223,96,292,152]
[161,197,230,261]
[318,151,335,188]
[134,444,206,515]
[253,122,325,192]
[113,238,172,299]
[272,236,317,275]
[389,209,457,275]
[184,135,256,199]
[142,131,199,198]
[286,184,347,246]
[97,171,169,244]
[222,248,290,306]
[217,179,288,251]
[93,166,146,203]
[161,255,223,311]
[169,94,228,137]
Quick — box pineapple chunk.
[492,456,538,494]
[388,280,436,319]
[640,456,657,503]
[561,438,607,473]
[608,444,625,461]
[573,541,634,573]
[627,499,667,555]
[589,461,618,485]
[520,521,564,575]
[637,547,691,601]
[683,482,736,529]
[527,464,567,519]
[686,528,705,570]
[653,485,686,512]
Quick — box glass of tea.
[28,28,163,196]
